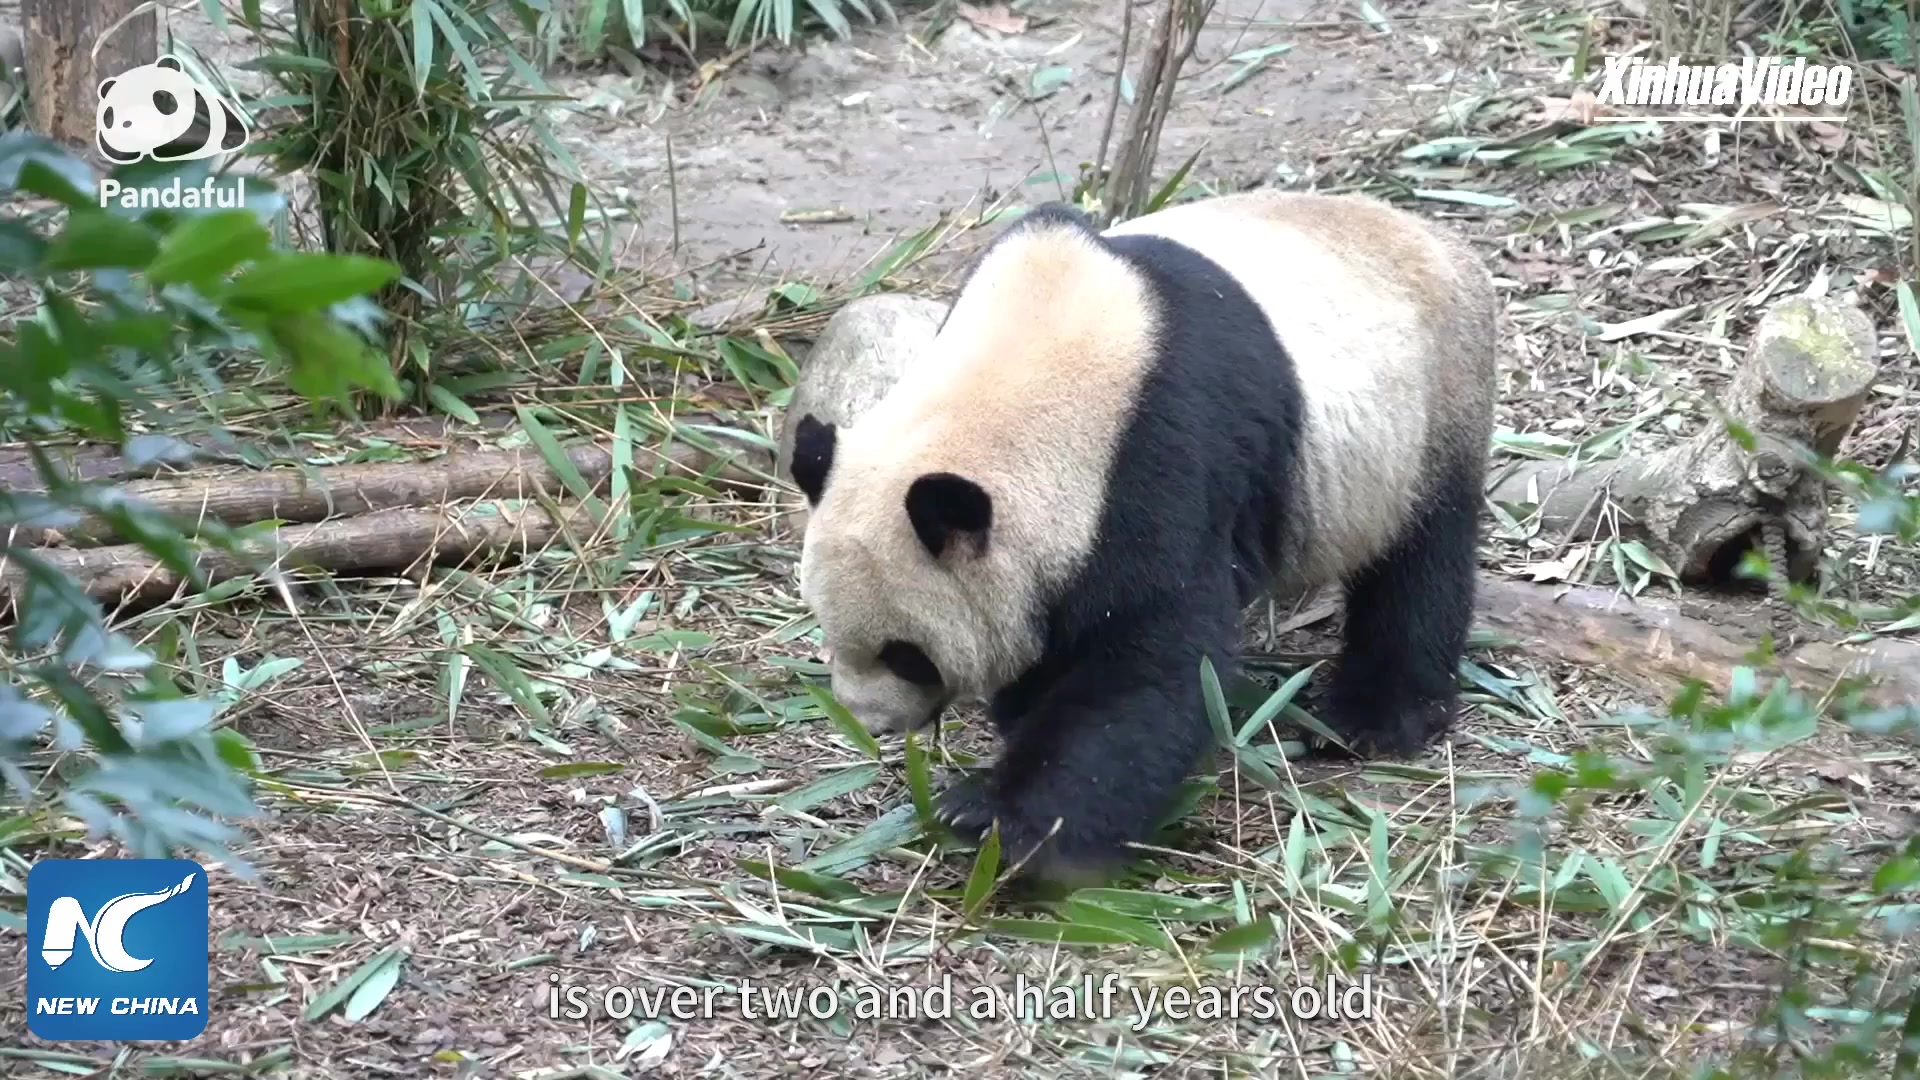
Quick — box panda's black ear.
[157,55,185,72]
[905,473,991,561]
[790,413,836,506]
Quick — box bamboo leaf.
[961,822,1002,922]
[1066,888,1233,922]
[1203,912,1281,959]
[1200,655,1234,747]
[463,643,552,727]
[982,918,1135,946]
[904,729,935,825]
[514,405,601,511]
[342,949,406,1023]
[426,382,479,424]
[304,944,404,1021]
[411,0,435,96]
[807,684,881,760]
[1235,662,1320,746]
[539,761,626,780]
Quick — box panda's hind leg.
[1325,460,1481,757]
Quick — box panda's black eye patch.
[153,91,178,115]
[878,640,941,687]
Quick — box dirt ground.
[4,0,1919,1077]
[144,0,1475,296]
[544,0,1463,296]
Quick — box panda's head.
[791,412,1031,736]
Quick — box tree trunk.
[22,0,155,150]
[1,25,24,117]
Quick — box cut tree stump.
[21,0,155,150]
[1489,296,1881,585]
[774,293,951,494]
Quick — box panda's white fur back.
[1103,190,1493,589]
[820,189,1494,618]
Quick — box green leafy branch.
[0,133,401,868]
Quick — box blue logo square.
[26,859,210,1041]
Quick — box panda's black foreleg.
[935,636,1222,884]
[1326,463,1481,757]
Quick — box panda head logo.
[96,55,250,164]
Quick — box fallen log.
[0,501,605,608]
[6,479,1916,713]
[1470,576,1920,712]
[6,436,773,549]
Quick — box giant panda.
[787,189,1498,885]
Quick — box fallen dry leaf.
[958,2,1029,35]
[1811,756,1872,792]
[1808,120,1849,151]
[689,45,753,90]
[1528,548,1589,583]
[1594,303,1697,343]
[1524,88,1607,127]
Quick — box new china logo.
[26,859,210,1041]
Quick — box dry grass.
[3,2,1920,1078]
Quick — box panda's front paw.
[934,776,995,839]
[1327,694,1453,759]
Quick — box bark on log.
[1489,296,1881,585]
[22,0,155,149]
[8,438,773,548]
[0,502,605,608]
[1471,576,1920,712]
